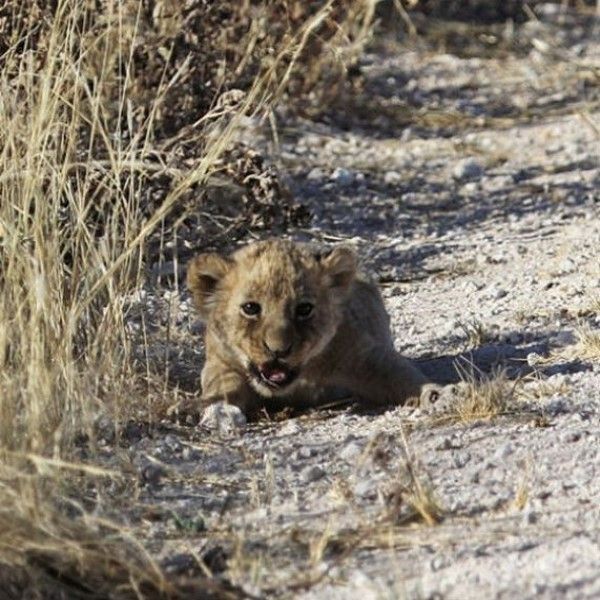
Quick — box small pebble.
[182,446,202,461]
[162,553,198,576]
[453,451,472,469]
[523,509,538,525]
[295,446,314,460]
[95,416,115,444]
[123,421,144,443]
[353,478,376,498]
[495,443,514,459]
[340,441,363,462]
[560,430,581,443]
[279,421,301,436]
[453,158,484,181]
[301,465,326,483]
[141,463,166,487]
[164,434,182,453]
[384,171,402,185]
[545,398,568,416]
[526,352,543,366]
[307,167,324,181]
[330,167,353,186]
[461,181,479,195]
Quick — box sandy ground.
[109,8,600,599]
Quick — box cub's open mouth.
[250,360,298,389]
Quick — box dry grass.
[382,427,445,527]
[512,476,530,511]
[516,371,571,402]
[397,426,445,526]
[426,359,564,427]
[459,319,491,349]
[571,323,600,361]
[0,0,377,596]
[444,364,519,424]
[538,321,600,365]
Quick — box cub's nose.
[263,340,293,359]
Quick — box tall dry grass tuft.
[571,323,600,361]
[450,364,517,424]
[1,2,171,594]
[0,0,377,595]
[0,0,136,452]
[425,361,520,427]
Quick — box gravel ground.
[104,7,600,599]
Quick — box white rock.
[526,352,543,366]
[384,171,402,185]
[495,443,514,459]
[353,477,377,498]
[340,441,363,462]
[461,181,479,195]
[200,402,247,434]
[295,446,314,460]
[453,158,484,181]
[330,167,353,186]
[279,420,301,436]
[307,167,324,181]
[482,175,513,192]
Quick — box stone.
[94,415,115,444]
[301,465,326,483]
[495,443,514,459]
[340,441,363,462]
[279,421,301,436]
[307,167,325,181]
[453,451,472,469]
[200,402,247,434]
[330,167,353,186]
[140,463,166,487]
[294,447,313,460]
[164,434,182,453]
[452,158,484,181]
[384,171,402,185]
[353,477,377,498]
[461,181,479,195]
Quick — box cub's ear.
[321,246,357,290]
[186,253,232,318]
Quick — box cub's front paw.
[200,401,247,434]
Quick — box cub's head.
[187,240,357,397]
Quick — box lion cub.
[187,240,428,419]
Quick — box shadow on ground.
[418,340,592,385]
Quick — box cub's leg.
[200,357,262,419]
[338,347,429,408]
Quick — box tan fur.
[187,240,429,418]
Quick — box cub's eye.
[241,302,261,317]
[295,302,314,320]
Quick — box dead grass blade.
[396,425,445,526]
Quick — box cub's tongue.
[260,362,290,384]
[270,371,288,383]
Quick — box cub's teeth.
[268,371,287,382]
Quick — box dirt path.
[116,9,600,598]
